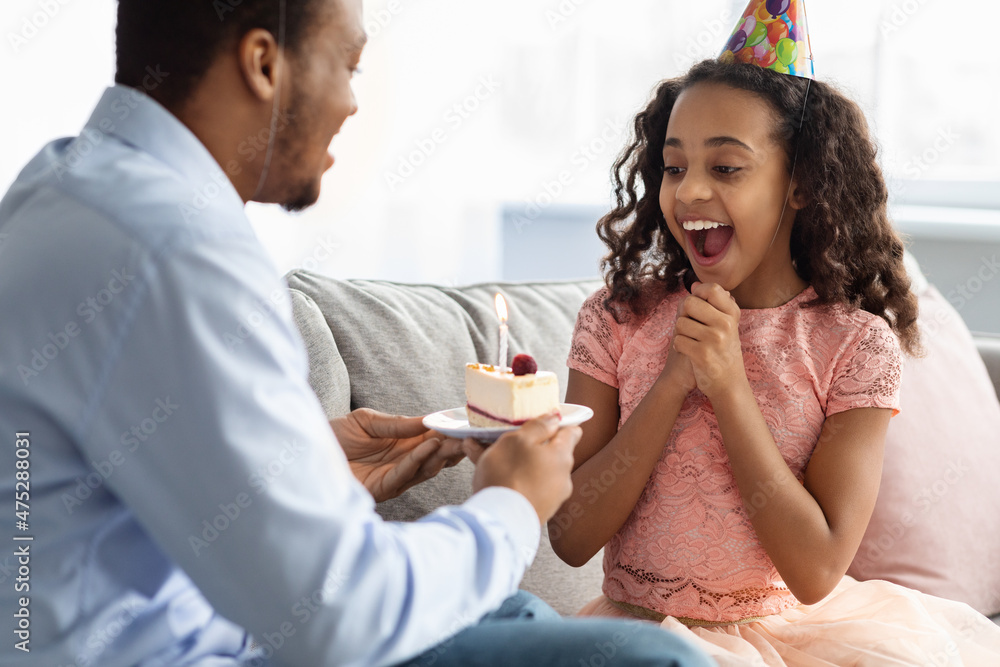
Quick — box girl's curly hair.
[598,59,920,356]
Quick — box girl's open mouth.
[682,221,734,267]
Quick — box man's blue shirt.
[0,86,539,667]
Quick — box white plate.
[423,403,594,443]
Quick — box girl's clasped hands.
[666,281,744,400]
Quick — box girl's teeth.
[682,220,727,231]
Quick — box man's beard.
[264,88,324,213]
[275,118,323,213]
[280,181,321,213]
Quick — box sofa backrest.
[286,270,606,614]
[976,334,1000,400]
[286,269,1000,617]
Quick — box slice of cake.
[465,354,560,428]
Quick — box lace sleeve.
[826,317,903,417]
[567,288,622,388]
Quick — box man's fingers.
[437,438,466,467]
[461,438,487,464]
[380,415,430,439]
[505,414,561,447]
[550,425,583,457]
[395,438,439,478]
[378,438,441,499]
[416,439,466,477]
[467,414,565,465]
[441,450,466,467]
[357,409,429,439]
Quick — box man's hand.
[462,415,581,525]
[331,408,465,502]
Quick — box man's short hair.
[115,0,325,110]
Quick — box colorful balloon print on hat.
[718,0,814,79]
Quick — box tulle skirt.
[577,577,1000,666]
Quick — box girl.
[551,58,1000,665]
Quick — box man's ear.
[237,28,284,102]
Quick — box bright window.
[3,0,996,284]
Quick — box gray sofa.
[285,269,1000,620]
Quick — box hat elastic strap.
[767,78,812,256]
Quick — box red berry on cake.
[511,354,538,376]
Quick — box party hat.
[718,0,814,79]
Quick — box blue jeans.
[391,591,713,667]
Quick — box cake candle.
[495,293,509,369]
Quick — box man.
[0,1,711,665]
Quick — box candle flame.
[495,293,508,322]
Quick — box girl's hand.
[658,336,697,397]
[673,282,747,400]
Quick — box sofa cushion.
[848,284,1000,616]
[286,270,605,615]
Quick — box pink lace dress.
[569,285,1000,666]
